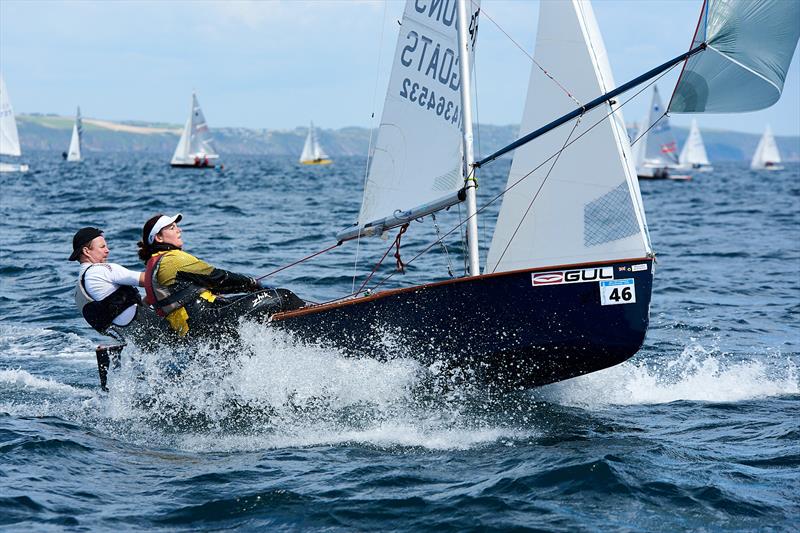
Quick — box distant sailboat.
[636,86,690,180]
[170,93,219,168]
[65,106,83,162]
[678,119,712,171]
[0,74,29,173]
[299,122,332,165]
[750,125,783,171]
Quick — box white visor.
[148,213,183,244]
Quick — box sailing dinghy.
[299,122,332,165]
[170,93,220,168]
[677,119,712,172]
[0,74,29,173]
[65,106,83,162]
[750,125,783,171]
[266,0,799,390]
[636,86,690,180]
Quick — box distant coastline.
[17,113,800,162]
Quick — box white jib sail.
[679,119,709,166]
[485,0,651,274]
[750,125,781,169]
[670,0,800,114]
[356,0,480,231]
[67,106,82,162]
[171,93,218,164]
[0,74,22,157]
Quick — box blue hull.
[273,258,653,389]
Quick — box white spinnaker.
[357,0,480,229]
[0,74,22,157]
[670,0,800,114]
[485,0,651,273]
[67,107,82,162]
[750,125,781,169]
[643,86,679,166]
[679,119,709,166]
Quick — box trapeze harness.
[75,266,142,334]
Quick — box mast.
[456,0,480,277]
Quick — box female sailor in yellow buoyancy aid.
[137,213,305,338]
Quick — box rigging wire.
[489,115,583,273]
[479,6,582,107]
[256,61,677,297]
[347,62,680,298]
[432,213,455,278]
[352,0,389,294]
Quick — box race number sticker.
[599,279,636,306]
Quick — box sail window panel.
[584,182,640,247]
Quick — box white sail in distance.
[750,125,782,170]
[670,0,800,114]
[643,86,679,166]
[353,0,481,234]
[678,119,710,168]
[67,106,82,162]
[0,74,22,157]
[486,0,651,273]
[171,93,219,165]
[300,122,331,164]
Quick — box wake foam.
[538,342,799,407]
[0,368,91,396]
[96,321,531,451]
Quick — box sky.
[1,0,798,136]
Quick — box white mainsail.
[485,0,651,273]
[352,0,480,234]
[751,125,782,170]
[0,73,28,172]
[678,119,710,169]
[642,86,679,167]
[670,0,800,114]
[171,93,219,165]
[299,122,331,163]
[0,74,22,157]
[66,106,82,162]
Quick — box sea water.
[1,152,798,530]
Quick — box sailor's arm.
[106,264,144,287]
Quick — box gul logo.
[532,267,613,287]
[532,272,563,285]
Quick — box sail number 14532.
[599,279,636,306]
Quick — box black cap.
[69,227,103,261]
